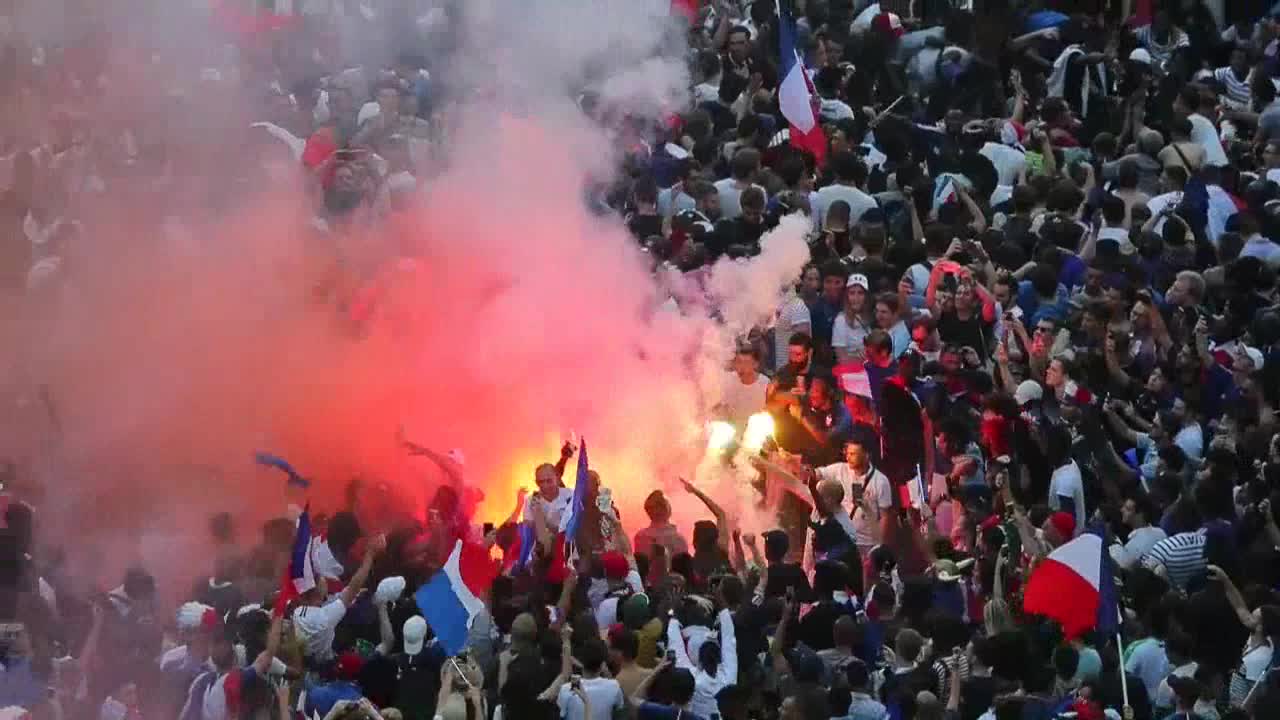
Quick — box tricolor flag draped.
[1021,525,1119,639]
[274,506,315,615]
[414,539,498,656]
[776,0,826,165]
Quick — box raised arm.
[667,614,695,671]
[340,534,386,608]
[252,613,284,675]
[680,477,730,551]
[630,656,674,706]
[714,607,738,684]
[1208,565,1257,630]
[376,599,395,656]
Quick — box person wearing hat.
[832,273,873,363]
[303,650,366,718]
[590,550,643,628]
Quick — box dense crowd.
[6,0,1280,720]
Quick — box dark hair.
[788,332,813,350]
[1101,193,1126,225]
[830,151,865,184]
[763,529,790,561]
[1052,644,1080,679]
[730,148,761,180]
[577,637,609,672]
[698,639,722,676]
[669,668,697,704]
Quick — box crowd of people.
[6,0,1280,719]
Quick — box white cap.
[1014,380,1043,406]
[1128,48,1153,65]
[404,615,428,656]
[375,576,405,604]
[846,273,869,290]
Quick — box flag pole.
[1115,603,1130,711]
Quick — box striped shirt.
[1214,67,1253,110]
[1140,529,1207,590]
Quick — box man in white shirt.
[1173,86,1228,167]
[1048,458,1086,539]
[714,148,765,221]
[810,151,877,230]
[1236,210,1280,268]
[773,293,812,372]
[557,638,626,720]
[815,438,893,553]
[719,345,770,427]
[293,534,385,664]
[1110,496,1167,569]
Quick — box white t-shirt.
[1230,641,1274,706]
[720,372,769,427]
[832,312,871,357]
[810,184,878,230]
[557,677,625,720]
[774,296,812,371]
[713,178,766,220]
[1048,460,1086,538]
[1155,661,1198,711]
[980,142,1027,187]
[1110,526,1167,569]
[1188,113,1229,167]
[293,598,348,662]
[589,570,645,629]
[529,487,575,531]
[817,463,893,548]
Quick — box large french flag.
[415,539,497,656]
[1022,525,1119,639]
[273,506,315,615]
[777,0,826,165]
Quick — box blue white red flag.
[415,539,497,656]
[777,1,826,164]
[273,506,314,615]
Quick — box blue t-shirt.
[1017,280,1070,326]
[306,680,364,718]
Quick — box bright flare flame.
[741,412,775,452]
[706,421,737,453]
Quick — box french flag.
[777,0,826,165]
[273,506,315,615]
[503,521,537,574]
[415,539,497,656]
[547,438,590,582]
[1021,525,1119,639]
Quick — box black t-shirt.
[937,309,994,355]
[763,562,814,602]
[960,675,997,720]
[795,600,856,651]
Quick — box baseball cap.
[871,12,905,39]
[601,551,630,581]
[847,273,869,290]
[1014,380,1044,406]
[1047,512,1076,540]
[336,650,364,681]
[1128,48,1153,65]
[620,593,652,630]
[403,616,428,656]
